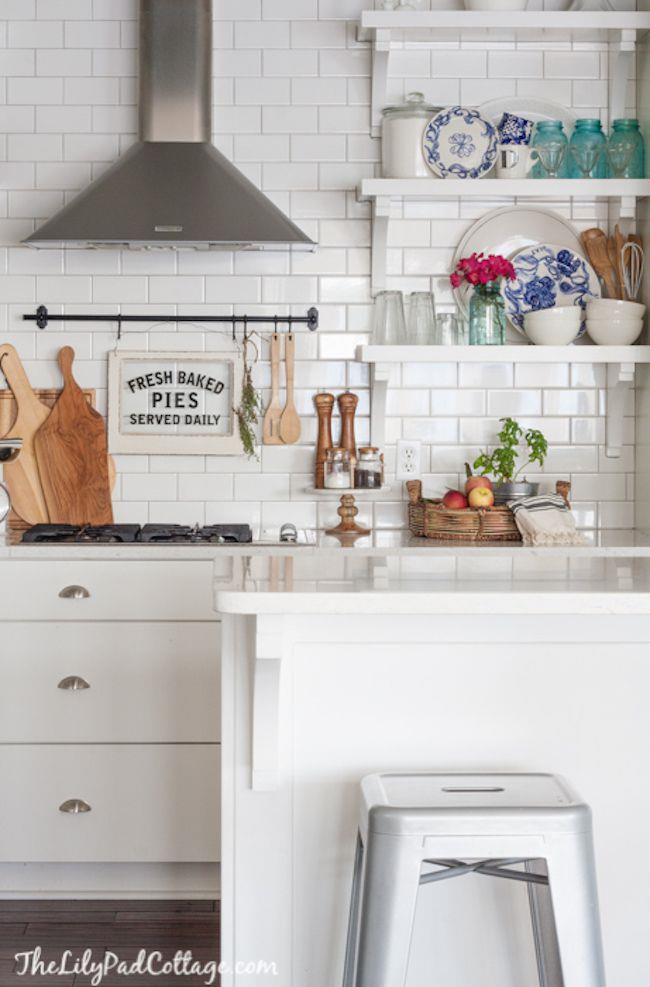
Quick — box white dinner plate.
[452,206,585,321]
[479,97,577,137]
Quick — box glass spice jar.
[355,447,383,490]
[324,447,353,490]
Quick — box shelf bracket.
[609,29,636,124]
[370,361,391,450]
[251,614,285,791]
[371,29,391,137]
[371,195,392,295]
[605,361,635,459]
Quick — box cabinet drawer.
[0,560,219,621]
[0,622,220,743]
[0,745,220,863]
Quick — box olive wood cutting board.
[33,346,113,526]
[0,384,109,530]
[0,344,51,525]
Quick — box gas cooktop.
[21,523,253,545]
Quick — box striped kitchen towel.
[507,494,588,546]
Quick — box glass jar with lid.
[382,92,440,179]
[324,448,353,490]
[355,447,383,490]
[608,119,645,178]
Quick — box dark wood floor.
[0,901,219,985]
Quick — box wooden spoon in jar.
[581,228,619,299]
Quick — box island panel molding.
[108,350,244,455]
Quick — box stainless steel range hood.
[24,0,315,252]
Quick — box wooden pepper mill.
[337,391,358,469]
[314,392,335,489]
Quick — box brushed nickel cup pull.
[57,676,90,691]
[59,799,91,814]
[58,585,90,600]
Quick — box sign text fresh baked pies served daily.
[108,351,244,454]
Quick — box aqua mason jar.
[568,119,607,178]
[531,120,570,178]
[608,119,645,178]
[469,282,506,346]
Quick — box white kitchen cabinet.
[0,557,221,897]
[0,744,220,863]
[0,621,220,743]
[0,559,219,621]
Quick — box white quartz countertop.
[3,527,650,560]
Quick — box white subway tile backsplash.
[0,4,634,532]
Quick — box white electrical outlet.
[396,440,421,481]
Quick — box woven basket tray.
[405,480,571,543]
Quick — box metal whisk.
[621,241,645,301]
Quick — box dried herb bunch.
[234,338,262,459]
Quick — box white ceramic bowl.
[586,319,644,345]
[586,298,646,321]
[524,306,581,345]
[464,0,528,8]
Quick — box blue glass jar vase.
[531,120,570,178]
[469,282,506,346]
[608,119,645,178]
[568,119,607,178]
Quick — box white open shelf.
[357,345,650,364]
[359,179,650,294]
[359,9,650,133]
[356,345,650,460]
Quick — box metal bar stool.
[343,773,605,987]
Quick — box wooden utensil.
[606,235,623,299]
[34,346,113,526]
[580,228,619,299]
[337,391,358,467]
[0,344,50,525]
[263,332,283,445]
[279,332,301,445]
[614,225,627,299]
[314,392,335,489]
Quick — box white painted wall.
[0,0,639,533]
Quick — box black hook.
[117,315,123,341]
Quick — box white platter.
[479,97,577,137]
[452,205,585,320]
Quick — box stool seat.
[361,772,592,837]
[344,771,606,987]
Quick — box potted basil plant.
[471,417,548,504]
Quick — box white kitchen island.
[216,550,650,987]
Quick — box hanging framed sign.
[108,350,244,455]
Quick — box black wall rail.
[23,304,319,337]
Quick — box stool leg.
[545,833,606,987]
[342,832,365,987]
[526,859,564,987]
[355,831,422,987]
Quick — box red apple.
[468,486,495,509]
[465,474,493,495]
[442,489,469,510]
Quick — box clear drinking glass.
[406,291,437,344]
[371,291,407,345]
[434,312,462,345]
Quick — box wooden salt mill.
[337,391,358,469]
[314,392,335,489]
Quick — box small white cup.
[495,144,537,179]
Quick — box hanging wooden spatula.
[580,228,619,299]
[279,332,301,445]
[0,343,50,525]
[34,346,113,525]
[262,331,283,445]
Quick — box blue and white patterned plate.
[503,243,600,337]
[423,106,498,180]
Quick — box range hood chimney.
[24,0,315,252]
